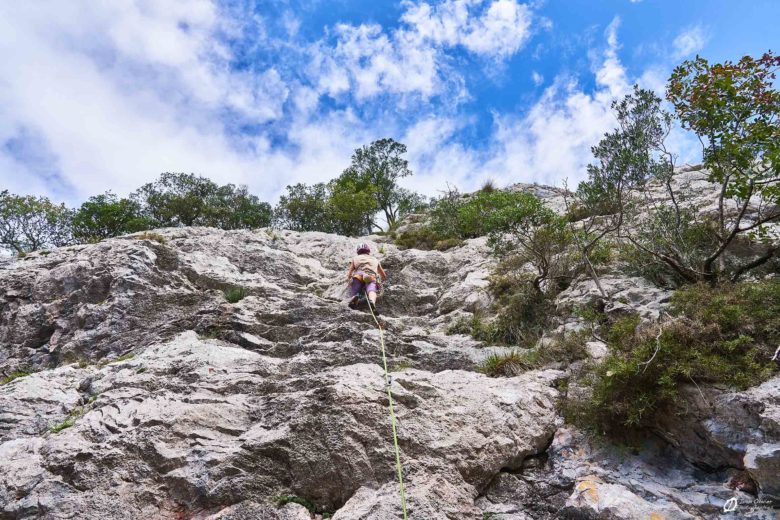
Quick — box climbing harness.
[364,289,408,519]
[352,272,378,285]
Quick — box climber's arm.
[378,264,387,280]
[346,261,355,284]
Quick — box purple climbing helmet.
[356,242,371,254]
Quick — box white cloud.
[403,0,532,58]
[0,1,701,217]
[401,16,701,195]
[0,1,362,202]
[310,0,534,101]
[0,0,541,205]
[673,25,708,58]
[531,71,544,86]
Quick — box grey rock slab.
[0,326,562,518]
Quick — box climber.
[346,242,387,314]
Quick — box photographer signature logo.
[722,495,777,514]
[722,497,738,513]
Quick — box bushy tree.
[274,139,425,236]
[576,52,780,285]
[571,86,674,294]
[327,180,378,236]
[340,138,415,229]
[72,192,151,242]
[427,185,465,239]
[133,173,271,230]
[273,183,333,233]
[666,51,780,282]
[0,191,73,253]
[485,192,575,294]
[133,173,216,227]
[203,184,272,230]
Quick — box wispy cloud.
[673,25,708,58]
[0,1,701,208]
[310,0,534,102]
[0,0,539,203]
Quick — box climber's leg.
[348,275,364,309]
[364,279,379,314]
[364,279,378,303]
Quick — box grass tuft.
[223,286,248,303]
[0,370,32,386]
[50,406,87,433]
[480,179,496,193]
[135,232,167,244]
[479,349,530,376]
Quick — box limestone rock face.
[0,166,778,519]
[654,377,780,502]
[0,227,562,519]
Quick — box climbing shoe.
[348,296,359,309]
[368,300,379,316]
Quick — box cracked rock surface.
[0,228,561,519]
[0,187,778,519]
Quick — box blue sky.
[0,0,778,205]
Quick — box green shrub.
[480,331,590,377]
[50,406,87,433]
[394,227,462,251]
[446,310,499,343]
[274,495,332,517]
[480,179,496,193]
[448,256,561,348]
[135,232,166,244]
[224,286,248,303]
[479,349,530,376]
[395,188,553,252]
[0,370,32,386]
[536,330,590,366]
[487,262,557,347]
[588,239,615,266]
[459,190,544,239]
[578,280,780,433]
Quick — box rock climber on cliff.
[346,242,387,314]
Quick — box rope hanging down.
[365,290,408,519]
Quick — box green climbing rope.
[365,291,409,519]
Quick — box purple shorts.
[349,272,378,297]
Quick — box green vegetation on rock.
[574,281,780,433]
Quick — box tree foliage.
[667,51,780,282]
[339,138,416,229]
[274,183,332,233]
[0,191,73,253]
[581,281,779,432]
[72,193,151,243]
[485,192,575,294]
[576,52,780,285]
[274,139,425,236]
[132,172,271,230]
